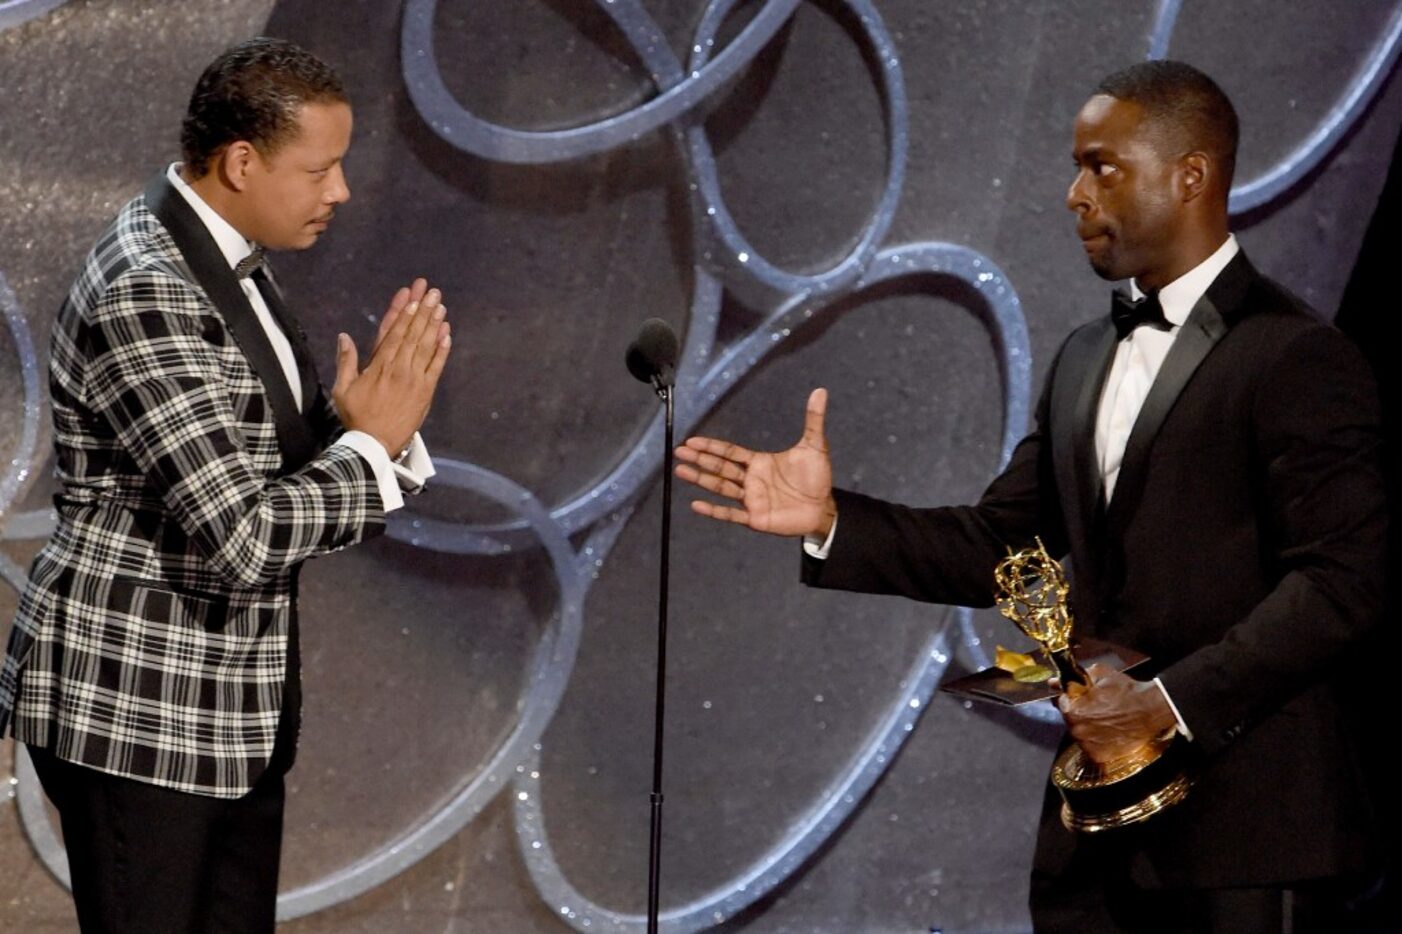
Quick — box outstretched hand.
[674,388,837,539]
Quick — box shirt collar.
[1130,233,1240,327]
[165,162,258,272]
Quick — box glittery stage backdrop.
[2,1,1399,931]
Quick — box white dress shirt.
[166,164,433,511]
[1095,235,1239,500]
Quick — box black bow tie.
[1110,289,1171,340]
[234,247,266,280]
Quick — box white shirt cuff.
[333,430,406,513]
[391,432,435,493]
[802,514,839,559]
[1153,676,1194,741]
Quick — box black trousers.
[28,745,288,934]
[1030,870,1370,933]
[1029,814,1376,934]
[29,578,304,933]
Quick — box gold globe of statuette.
[995,538,1192,832]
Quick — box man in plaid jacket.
[0,38,452,932]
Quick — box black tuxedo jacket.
[803,252,1387,887]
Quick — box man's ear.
[216,141,259,193]
[1177,151,1210,203]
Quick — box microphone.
[625,318,678,391]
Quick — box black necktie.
[1110,289,1171,340]
[234,246,266,279]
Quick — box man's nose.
[1066,170,1091,215]
[327,165,350,205]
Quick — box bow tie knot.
[234,247,267,280]
[1110,289,1171,339]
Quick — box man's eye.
[1095,162,1117,177]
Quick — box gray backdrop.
[2,1,1399,931]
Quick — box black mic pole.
[626,317,680,934]
[647,376,673,934]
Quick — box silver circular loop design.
[389,6,1037,926]
[0,273,43,523]
[275,460,591,918]
[14,746,68,884]
[691,243,1031,465]
[391,0,930,552]
[0,0,66,31]
[400,0,802,164]
[682,0,908,295]
[1147,0,1402,215]
[1144,0,1183,61]
[495,243,1035,932]
[1,274,54,864]
[386,268,726,551]
[511,615,959,931]
[499,239,1032,930]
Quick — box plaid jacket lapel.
[143,173,320,472]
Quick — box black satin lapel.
[1055,318,1118,549]
[1104,258,1251,537]
[144,174,319,471]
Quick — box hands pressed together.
[332,277,452,458]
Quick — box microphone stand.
[646,375,673,934]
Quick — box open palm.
[674,388,836,538]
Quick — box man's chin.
[1087,254,1123,281]
[270,232,322,251]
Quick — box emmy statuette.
[995,539,1193,832]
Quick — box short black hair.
[1096,60,1239,193]
[180,37,347,177]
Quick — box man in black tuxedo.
[675,61,1386,932]
[0,38,452,932]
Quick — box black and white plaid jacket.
[0,174,383,797]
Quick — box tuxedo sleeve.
[85,266,385,588]
[1157,326,1386,756]
[802,342,1071,607]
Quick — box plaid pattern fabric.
[0,186,384,797]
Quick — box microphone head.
[625,317,679,387]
